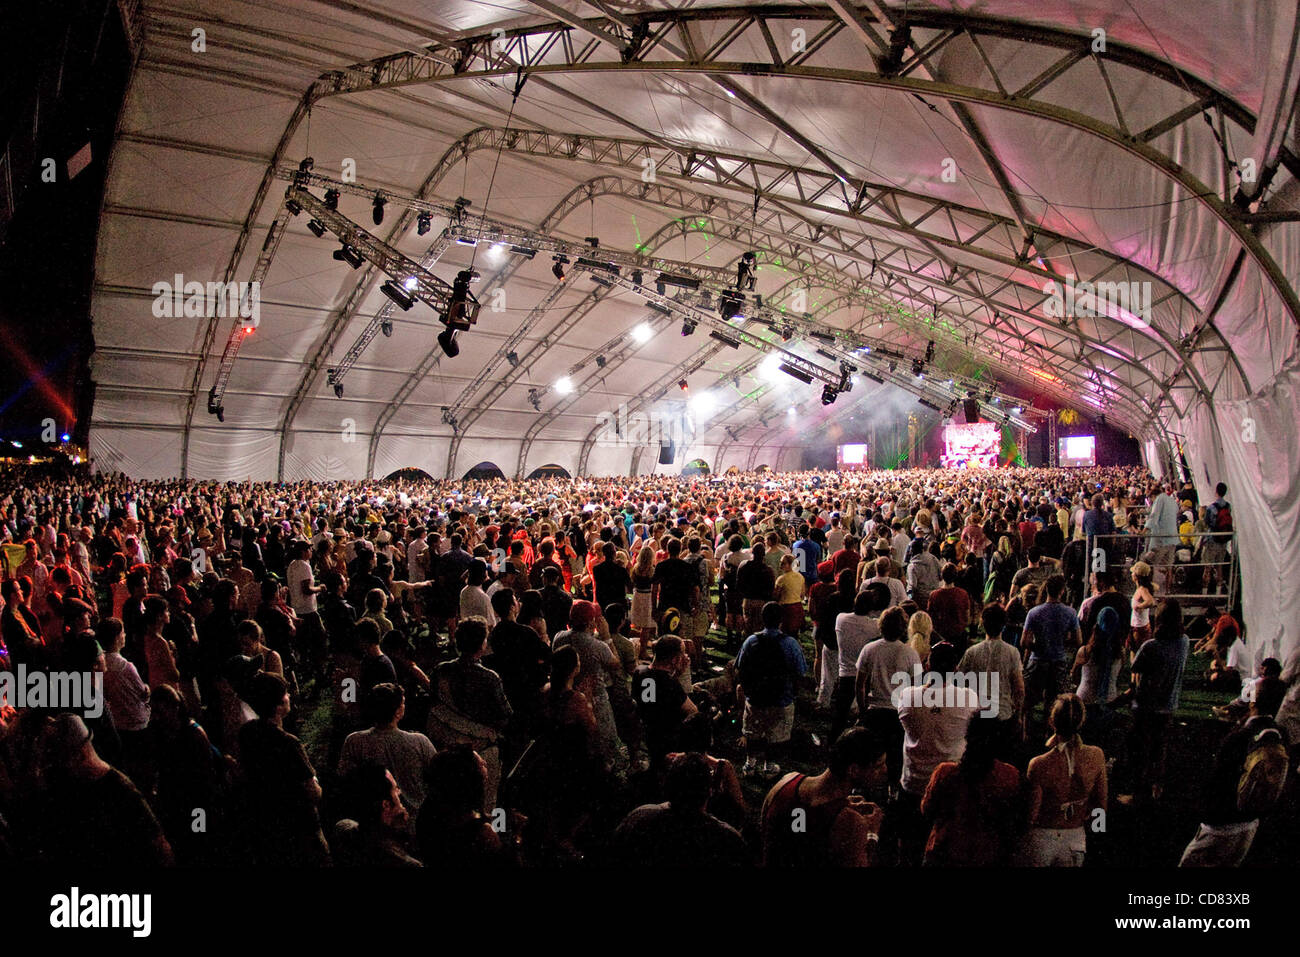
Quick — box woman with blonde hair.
[1128,560,1158,658]
[630,542,657,640]
[908,610,934,667]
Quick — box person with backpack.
[1202,482,1233,595]
[1180,677,1289,866]
[735,601,807,776]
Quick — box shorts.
[1147,544,1175,569]
[1179,819,1259,867]
[742,701,795,744]
[1019,826,1087,867]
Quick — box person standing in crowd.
[736,602,807,776]
[1020,694,1107,866]
[1124,599,1189,805]
[957,603,1024,755]
[1021,575,1081,722]
[855,605,922,789]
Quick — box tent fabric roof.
[90,0,1300,480]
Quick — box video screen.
[836,443,869,470]
[941,422,1000,469]
[1059,434,1096,467]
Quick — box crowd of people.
[0,460,1290,868]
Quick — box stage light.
[656,273,700,290]
[417,211,432,236]
[285,198,302,216]
[759,354,782,381]
[552,255,568,281]
[506,351,519,367]
[527,388,541,411]
[788,406,797,416]
[334,381,345,398]
[631,269,644,286]
[681,320,697,336]
[1012,406,1023,414]
[333,245,364,269]
[596,355,606,368]
[821,386,838,406]
[372,195,386,225]
[380,280,416,311]
[691,391,717,416]
[437,328,459,357]
[381,319,393,337]
[324,189,339,211]
[710,331,741,349]
[656,281,666,296]
[780,324,794,341]
[403,276,418,291]
[556,376,574,395]
[925,340,935,362]
[719,293,745,321]
[736,251,757,291]
[307,219,327,238]
[779,363,814,384]
[912,358,925,377]
[60,433,70,442]
[678,379,689,391]
[510,245,537,259]
[632,322,652,344]
[441,270,479,331]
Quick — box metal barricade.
[1087,529,1237,616]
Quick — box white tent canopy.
[91,1,1300,659]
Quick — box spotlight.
[324,189,339,211]
[779,363,814,384]
[437,328,460,357]
[307,219,327,238]
[552,255,568,281]
[780,324,794,341]
[656,281,666,296]
[710,331,741,349]
[1012,406,1023,414]
[555,376,574,395]
[527,388,541,411]
[656,273,700,291]
[911,358,925,377]
[442,270,480,330]
[736,251,757,291]
[372,194,386,225]
[925,340,935,362]
[285,198,303,216]
[506,351,519,368]
[380,280,416,311]
[596,355,606,368]
[719,292,744,321]
[821,386,838,406]
[60,433,69,443]
[679,379,689,391]
[630,269,644,286]
[417,211,432,236]
[510,245,537,259]
[631,323,652,344]
[585,237,600,248]
[681,320,697,336]
[334,381,344,398]
[333,245,364,269]
[381,319,393,337]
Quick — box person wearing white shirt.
[894,641,982,864]
[891,526,911,568]
[855,606,922,790]
[861,555,906,607]
[407,527,430,582]
[459,560,498,628]
[831,586,889,743]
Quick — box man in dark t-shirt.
[591,542,631,609]
[652,537,698,620]
[631,636,697,766]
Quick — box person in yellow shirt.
[774,553,807,636]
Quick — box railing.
[1088,529,1237,614]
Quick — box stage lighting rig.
[552,255,569,281]
[736,251,757,291]
[333,244,364,268]
[307,219,327,238]
[372,194,386,226]
[380,280,416,311]
[417,211,432,236]
[324,189,339,211]
[821,385,838,406]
